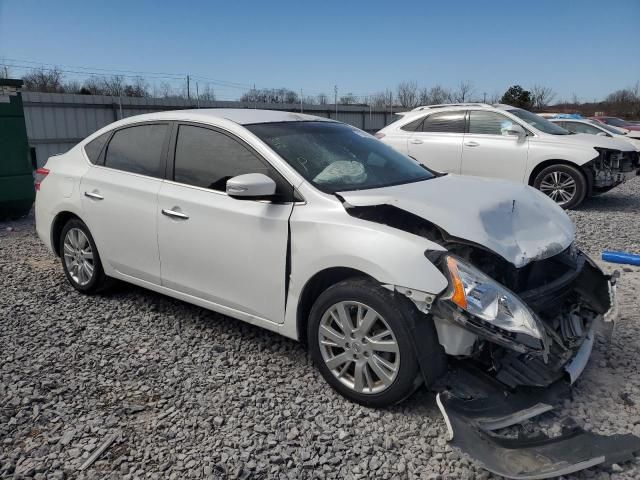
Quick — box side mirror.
[596,131,608,137]
[226,173,276,199]
[505,124,526,137]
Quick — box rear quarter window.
[84,132,110,164]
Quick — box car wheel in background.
[533,164,587,209]
[308,278,432,407]
[60,218,109,294]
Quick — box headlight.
[444,256,542,340]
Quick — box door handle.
[84,191,104,200]
[162,208,189,220]
[410,138,424,144]
[464,141,480,147]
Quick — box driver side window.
[173,125,293,199]
[468,111,517,136]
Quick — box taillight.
[34,168,49,191]
[374,132,385,139]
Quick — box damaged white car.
[377,104,640,209]
[35,110,640,479]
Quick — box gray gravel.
[2,178,640,479]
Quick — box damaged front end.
[429,245,617,389]
[586,148,640,192]
[425,246,639,478]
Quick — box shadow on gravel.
[104,279,442,413]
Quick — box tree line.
[4,66,639,118]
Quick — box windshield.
[506,108,570,135]
[602,117,629,128]
[507,108,571,135]
[588,120,625,135]
[247,121,434,193]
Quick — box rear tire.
[59,219,109,294]
[308,278,437,407]
[533,164,587,209]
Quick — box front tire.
[60,219,109,294]
[533,164,587,209]
[308,278,431,407]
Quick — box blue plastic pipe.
[602,251,640,266]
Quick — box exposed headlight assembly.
[444,256,544,347]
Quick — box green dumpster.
[0,79,34,219]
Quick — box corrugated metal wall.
[22,92,401,167]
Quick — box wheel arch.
[295,267,374,344]
[527,159,593,194]
[50,211,84,257]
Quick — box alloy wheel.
[539,171,577,206]
[318,301,400,395]
[63,228,95,286]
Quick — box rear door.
[407,111,465,173]
[461,110,529,182]
[157,123,294,323]
[80,122,169,284]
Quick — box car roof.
[112,108,336,126]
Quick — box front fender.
[281,206,449,338]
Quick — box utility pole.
[334,85,338,117]
[300,88,303,113]
[187,75,191,100]
[483,92,487,103]
[196,82,200,108]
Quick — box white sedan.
[35,109,615,409]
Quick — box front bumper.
[428,259,632,479]
[436,371,640,479]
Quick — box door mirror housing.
[505,124,526,137]
[226,173,277,199]
[596,131,608,137]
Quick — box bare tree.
[63,80,83,94]
[99,75,126,96]
[198,84,215,101]
[317,93,328,105]
[0,65,10,79]
[453,81,474,103]
[489,91,502,104]
[530,84,556,110]
[396,81,419,108]
[423,85,452,105]
[22,67,65,93]
[339,92,356,105]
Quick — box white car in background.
[549,117,640,151]
[377,103,640,209]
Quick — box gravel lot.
[2,178,640,480]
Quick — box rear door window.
[104,124,168,177]
[421,111,465,133]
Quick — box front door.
[461,110,529,182]
[157,124,293,323]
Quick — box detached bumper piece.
[435,372,640,479]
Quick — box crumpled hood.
[338,174,575,268]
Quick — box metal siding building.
[22,92,401,167]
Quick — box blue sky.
[1,0,638,102]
